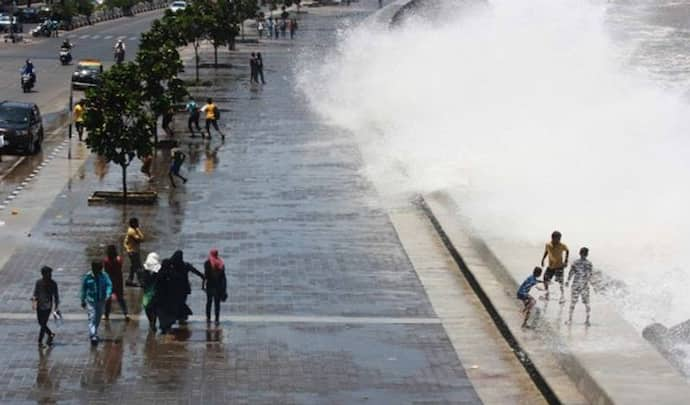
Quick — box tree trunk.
[121,163,128,203]
[152,118,158,146]
[214,45,218,68]
[194,43,200,83]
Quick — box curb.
[419,196,562,405]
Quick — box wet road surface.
[0,4,482,404]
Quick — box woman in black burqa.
[170,250,204,324]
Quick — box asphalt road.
[0,10,164,114]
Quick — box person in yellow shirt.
[73,101,85,141]
[200,98,224,140]
[123,217,144,287]
[540,230,569,303]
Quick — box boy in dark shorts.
[32,266,59,348]
[541,230,569,304]
[517,267,543,328]
[565,247,593,326]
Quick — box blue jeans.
[86,302,105,340]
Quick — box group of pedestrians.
[185,97,224,140]
[31,217,228,346]
[517,231,593,328]
[250,53,266,85]
[259,15,298,40]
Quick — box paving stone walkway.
[0,4,484,404]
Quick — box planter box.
[88,191,157,205]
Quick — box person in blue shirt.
[21,59,36,83]
[517,267,543,328]
[81,261,112,345]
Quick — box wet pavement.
[0,4,483,404]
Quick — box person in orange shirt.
[201,98,224,140]
[123,217,144,287]
[73,100,85,141]
[540,230,569,304]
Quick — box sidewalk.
[0,4,487,403]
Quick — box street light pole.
[67,87,73,160]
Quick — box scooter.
[114,48,125,64]
[59,47,72,65]
[21,73,34,93]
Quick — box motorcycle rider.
[113,40,126,63]
[60,40,73,64]
[22,59,36,84]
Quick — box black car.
[71,60,103,90]
[0,101,44,155]
[16,7,42,24]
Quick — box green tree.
[234,0,259,41]
[176,4,213,83]
[201,0,238,67]
[84,63,154,202]
[137,18,187,143]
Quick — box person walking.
[201,98,224,139]
[32,266,59,348]
[267,17,274,38]
[169,147,188,188]
[155,258,177,334]
[249,53,258,84]
[103,245,129,321]
[162,105,175,138]
[540,230,569,304]
[565,247,593,326]
[170,250,204,324]
[124,217,144,287]
[80,261,113,346]
[203,249,227,325]
[186,97,201,137]
[73,100,85,141]
[257,20,265,38]
[256,53,266,84]
[140,154,154,181]
[289,18,297,39]
[142,252,162,330]
[280,18,287,38]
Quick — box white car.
[168,1,187,12]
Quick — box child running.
[565,247,593,326]
[541,230,569,304]
[517,267,543,328]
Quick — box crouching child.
[517,267,543,328]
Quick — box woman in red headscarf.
[203,248,227,325]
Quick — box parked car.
[0,101,44,155]
[0,14,23,33]
[168,1,187,12]
[16,7,42,24]
[71,59,104,90]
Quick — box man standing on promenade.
[257,53,266,84]
[81,261,112,346]
[541,230,569,303]
[124,217,144,287]
[565,247,593,326]
[32,266,59,348]
[250,53,258,84]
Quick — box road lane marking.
[117,35,126,40]
[79,34,90,39]
[104,35,113,39]
[91,35,100,39]
[129,36,137,41]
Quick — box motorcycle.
[21,73,34,93]
[30,20,56,37]
[114,48,125,64]
[59,47,72,65]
